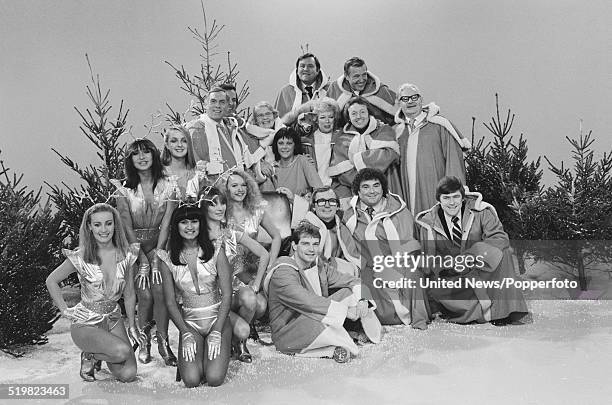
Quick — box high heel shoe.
[156,331,178,367]
[80,352,96,382]
[138,322,153,364]
[175,367,182,382]
[234,340,252,363]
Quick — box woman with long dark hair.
[112,138,177,366]
[157,204,233,387]
[46,203,146,382]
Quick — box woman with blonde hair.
[161,125,196,200]
[46,203,145,382]
[224,170,282,354]
[203,186,270,362]
[244,101,286,191]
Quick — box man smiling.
[393,83,471,215]
[186,87,256,185]
[338,168,430,328]
[274,53,330,125]
[265,222,380,362]
[415,176,530,325]
[327,57,397,125]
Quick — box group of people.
[45,53,529,388]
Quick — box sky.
[1,0,610,192]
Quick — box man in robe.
[265,222,381,362]
[414,176,530,325]
[327,57,397,126]
[186,87,256,179]
[274,53,331,125]
[338,168,430,329]
[393,83,471,215]
[327,97,400,208]
[303,186,358,276]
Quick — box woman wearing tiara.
[46,203,146,382]
[158,204,233,387]
[203,186,270,362]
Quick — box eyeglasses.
[314,198,339,207]
[399,94,421,103]
[255,111,274,118]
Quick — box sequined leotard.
[63,243,140,330]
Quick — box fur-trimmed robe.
[338,193,430,329]
[274,69,330,122]
[327,117,400,200]
[185,114,259,176]
[327,71,397,126]
[393,103,470,215]
[265,256,367,357]
[414,189,529,324]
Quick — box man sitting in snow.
[265,221,381,363]
[415,176,530,325]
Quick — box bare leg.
[229,311,250,341]
[177,330,204,388]
[202,321,232,387]
[254,293,267,320]
[71,322,137,382]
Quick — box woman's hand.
[182,331,197,362]
[248,279,261,294]
[276,187,294,202]
[206,330,222,360]
[136,262,151,289]
[128,325,147,348]
[62,306,89,323]
[151,255,163,285]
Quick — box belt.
[134,228,159,241]
[81,300,118,315]
[181,292,221,309]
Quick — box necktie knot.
[305,85,314,99]
[365,206,375,218]
[451,216,462,247]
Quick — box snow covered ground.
[1,299,611,405]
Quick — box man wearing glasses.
[393,83,471,216]
[303,187,359,276]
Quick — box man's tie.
[408,118,415,132]
[365,206,375,219]
[451,216,462,247]
[305,85,314,100]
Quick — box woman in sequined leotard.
[46,203,146,382]
[161,125,196,200]
[158,205,233,388]
[113,139,177,366]
[203,187,270,363]
[225,172,281,342]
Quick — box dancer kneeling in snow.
[46,203,146,382]
[157,204,232,387]
[265,221,381,363]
